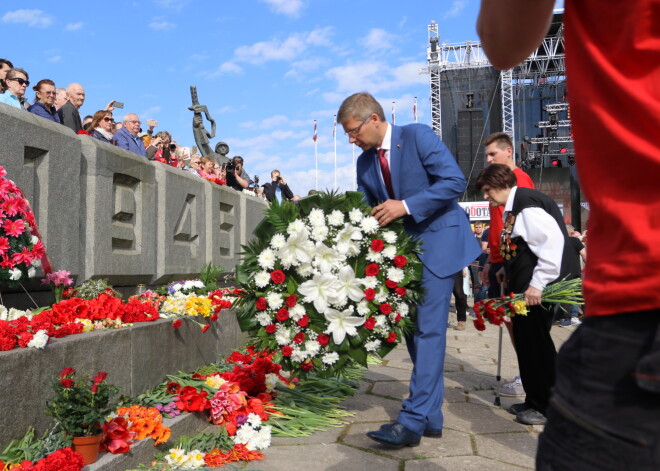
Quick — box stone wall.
[0,103,267,292]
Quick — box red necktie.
[377,148,394,198]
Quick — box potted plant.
[45,367,119,464]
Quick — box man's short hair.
[123,113,138,123]
[271,169,280,178]
[337,92,386,124]
[475,164,517,191]
[483,132,513,150]
[156,131,171,140]
[232,156,244,164]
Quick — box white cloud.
[235,35,306,64]
[148,17,177,31]
[261,0,304,18]
[2,9,54,28]
[306,27,334,47]
[64,22,83,32]
[207,61,244,78]
[361,29,399,56]
[153,0,190,10]
[140,106,162,119]
[47,55,62,63]
[189,53,209,61]
[326,60,427,94]
[241,115,289,130]
[444,0,467,20]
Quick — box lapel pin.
[396,144,401,148]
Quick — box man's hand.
[524,286,543,306]
[371,200,406,227]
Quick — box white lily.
[324,306,366,345]
[279,229,315,267]
[335,266,365,303]
[335,224,363,255]
[298,272,340,314]
[313,242,345,274]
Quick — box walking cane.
[494,282,505,407]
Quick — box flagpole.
[333,114,337,191]
[313,120,318,190]
[392,101,396,125]
[414,96,418,123]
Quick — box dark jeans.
[452,271,468,322]
[537,309,660,470]
[487,262,503,298]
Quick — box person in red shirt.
[478,2,660,470]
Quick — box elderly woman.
[475,163,576,426]
[198,156,216,179]
[89,110,115,144]
[27,79,60,123]
[0,68,29,109]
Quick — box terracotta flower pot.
[72,433,103,465]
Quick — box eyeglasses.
[103,117,114,122]
[125,120,141,124]
[345,117,370,137]
[40,90,56,96]
[191,161,201,166]
[8,78,29,86]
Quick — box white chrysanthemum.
[313,242,345,274]
[365,339,382,352]
[247,412,262,428]
[398,303,410,316]
[9,269,22,281]
[257,248,277,270]
[296,262,314,277]
[27,329,48,349]
[374,288,389,303]
[382,245,396,259]
[250,426,272,450]
[327,210,344,227]
[254,271,271,288]
[360,216,380,234]
[322,352,340,365]
[382,231,397,244]
[275,327,292,345]
[311,224,329,242]
[7,307,30,321]
[366,250,383,263]
[288,304,306,321]
[291,348,307,362]
[386,267,405,283]
[31,258,42,268]
[0,305,6,321]
[349,208,363,223]
[256,312,272,326]
[27,267,36,278]
[270,233,287,249]
[375,315,388,328]
[362,277,379,289]
[287,219,307,235]
[30,235,40,244]
[266,292,283,309]
[304,340,321,357]
[356,301,371,316]
[265,373,280,392]
[308,208,326,226]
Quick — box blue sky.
[4,1,488,196]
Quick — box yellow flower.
[205,374,228,390]
[513,300,528,316]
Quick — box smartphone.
[146,119,158,127]
[112,101,124,109]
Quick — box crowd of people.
[0,58,301,202]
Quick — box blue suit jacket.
[357,123,480,278]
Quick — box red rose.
[60,367,76,378]
[365,263,380,277]
[282,346,293,357]
[285,294,298,307]
[296,315,309,327]
[270,270,286,284]
[385,280,398,289]
[201,324,210,333]
[256,297,268,310]
[380,303,392,314]
[370,239,385,252]
[62,287,75,299]
[276,308,289,322]
[293,332,305,344]
[301,360,314,371]
[364,288,376,301]
[386,332,397,343]
[395,287,407,297]
[91,384,99,394]
[364,317,376,330]
[265,324,276,334]
[93,372,108,383]
[393,255,407,268]
[172,320,182,328]
[60,378,74,389]
[317,334,330,345]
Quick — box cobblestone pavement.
[241,305,576,471]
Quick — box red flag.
[313,120,317,142]
[391,102,396,125]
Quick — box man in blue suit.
[337,92,481,448]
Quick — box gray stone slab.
[271,424,347,446]
[340,393,401,423]
[475,432,539,469]
[444,371,499,392]
[443,402,529,434]
[363,365,414,382]
[206,184,243,273]
[405,455,532,471]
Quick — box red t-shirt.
[488,167,535,263]
[565,1,660,316]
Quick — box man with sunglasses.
[337,92,480,448]
[113,113,147,157]
[57,83,85,133]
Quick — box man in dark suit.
[57,83,84,133]
[262,170,294,203]
[337,92,481,448]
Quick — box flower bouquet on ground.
[234,191,424,378]
[472,278,584,331]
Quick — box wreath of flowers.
[234,191,424,378]
[0,166,45,287]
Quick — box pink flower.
[0,237,9,256]
[42,270,73,287]
[1,196,25,217]
[2,219,25,237]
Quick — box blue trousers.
[397,266,453,434]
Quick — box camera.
[276,176,282,182]
[225,162,235,174]
[254,175,260,186]
[169,144,177,152]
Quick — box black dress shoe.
[507,402,529,416]
[367,422,421,448]
[516,408,547,425]
[378,422,442,438]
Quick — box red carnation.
[474,317,486,331]
[255,297,268,310]
[395,287,407,297]
[386,332,397,343]
[93,372,108,383]
[394,313,402,323]
[364,317,376,330]
[60,378,74,389]
[317,334,330,346]
[265,324,276,334]
[370,239,385,252]
[201,324,210,333]
[293,332,305,344]
[301,360,314,371]
[285,294,298,307]
[365,263,380,277]
[210,314,219,322]
[364,288,376,301]
[380,303,392,315]
[172,319,182,329]
[276,308,289,322]
[270,270,286,284]
[282,345,293,357]
[385,280,398,289]
[296,315,309,327]
[393,255,408,268]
